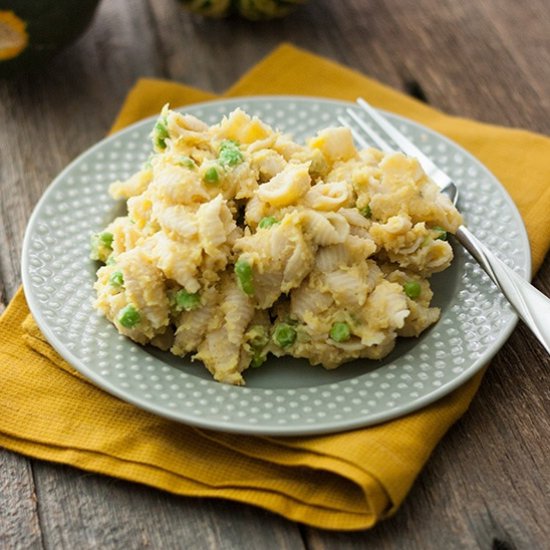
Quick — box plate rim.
[21,95,530,435]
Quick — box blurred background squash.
[0,1,101,78]
[178,0,306,20]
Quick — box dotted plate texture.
[22,97,531,436]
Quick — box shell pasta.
[92,106,462,385]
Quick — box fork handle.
[455,225,550,354]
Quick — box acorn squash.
[0,1,101,78]
[178,0,306,20]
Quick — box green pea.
[258,216,279,229]
[359,204,372,219]
[272,323,297,348]
[98,232,113,247]
[234,259,254,296]
[433,226,448,241]
[174,289,201,311]
[106,255,117,266]
[204,166,220,184]
[152,115,169,150]
[248,325,269,350]
[250,354,266,368]
[329,321,351,342]
[218,139,243,167]
[90,232,114,262]
[403,281,422,299]
[109,271,124,288]
[118,304,141,328]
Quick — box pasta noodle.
[92,106,462,385]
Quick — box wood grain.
[32,462,303,550]
[0,0,549,547]
[0,451,43,550]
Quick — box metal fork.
[338,98,550,354]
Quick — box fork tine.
[356,98,440,173]
[341,111,394,153]
[337,116,371,150]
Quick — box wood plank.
[478,0,550,124]
[0,451,43,550]
[301,0,549,134]
[146,0,408,93]
[304,0,550,547]
[32,461,304,550]
[0,0,304,547]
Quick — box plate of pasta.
[22,96,530,435]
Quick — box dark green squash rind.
[0,0,101,78]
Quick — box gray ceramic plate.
[22,96,530,436]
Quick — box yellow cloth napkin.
[1,44,550,531]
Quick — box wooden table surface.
[1,0,549,548]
